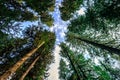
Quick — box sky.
[50,0,68,45]
[47,0,66,80]
[47,0,85,79]
[47,45,61,80]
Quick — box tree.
[0,25,56,79]
[60,43,81,80]
[62,30,120,79]
[60,0,83,21]
[60,0,120,79]
[0,0,55,80]
[13,28,55,80]
[67,0,120,52]
[93,0,120,20]
[19,55,41,80]
[0,0,55,28]
[59,43,115,80]
[59,59,69,80]
[67,32,120,55]
[0,41,45,80]
[0,0,55,59]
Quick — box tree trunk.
[62,45,81,80]
[0,41,45,80]
[77,62,87,79]
[68,32,120,55]
[19,55,40,80]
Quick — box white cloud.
[77,8,85,15]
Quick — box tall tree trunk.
[19,55,40,80]
[74,58,87,79]
[77,62,87,79]
[66,52,81,80]
[0,41,45,80]
[68,32,120,55]
[62,45,81,80]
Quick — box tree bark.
[19,55,40,80]
[0,41,45,80]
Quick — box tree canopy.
[0,0,120,80]
[0,0,55,27]
[60,0,83,21]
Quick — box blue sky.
[50,0,68,44]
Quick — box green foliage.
[93,66,110,80]
[0,0,55,29]
[69,15,87,34]
[9,25,56,79]
[59,43,117,80]
[0,0,55,60]
[25,0,55,13]
[60,0,83,20]
[60,43,87,80]
[59,59,69,80]
[1,0,120,80]
[68,0,120,33]
[60,0,120,79]
[0,23,56,80]
[24,30,55,80]
[67,0,120,51]
[25,0,55,26]
[93,0,120,20]
[41,13,54,26]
